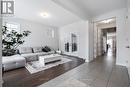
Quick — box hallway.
[39,54,130,87]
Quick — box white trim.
[116,63,126,66]
[127,67,130,79]
[5,22,21,33]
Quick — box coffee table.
[39,54,62,66]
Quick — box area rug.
[25,58,72,74]
[54,78,90,87]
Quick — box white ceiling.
[14,0,81,27]
[53,0,127,19]
[13,0,126,27]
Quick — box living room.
[2,0,88,87]
[1,0,130,87]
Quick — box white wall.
[3,18,59,50]
[127,0,130,77]
[93,8,128,66]
[88,21,94,61]
[97,27,103,56]
[103,36,107,53]
[93,23,98,58]
[59,20,90,62]
[0,14,2,87]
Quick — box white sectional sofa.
[2,55,26,71]
[19,47,55,62]
[2,46,56,71]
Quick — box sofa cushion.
[34,52,48,56]
[21,52,48,62]
[21,53,37,57]
[25,55,38,62]
[33,47,43,53]
[2,55,25,64]
[19,47,33,54]
[21,53,38,62]
[47,51,55,54]
[2,55,26,71]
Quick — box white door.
[64,33,78,56]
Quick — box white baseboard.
[116,63,130,79]
[116,63,126,66]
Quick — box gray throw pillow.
[33,47,43,53]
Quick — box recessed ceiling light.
[40,12,49,18]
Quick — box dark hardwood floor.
[3,55,85,87]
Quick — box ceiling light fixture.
[40,12,49,18]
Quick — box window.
[5,22,20,33]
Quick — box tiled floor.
[39,53,130,87]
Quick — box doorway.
[94,18,117,58]
[102,27,116,56]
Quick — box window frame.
[5,22,21,33]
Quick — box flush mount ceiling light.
[40,12,50,18]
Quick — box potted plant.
[2,26,31,56]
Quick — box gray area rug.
[25,58,72,74]
[54,78,90,87]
